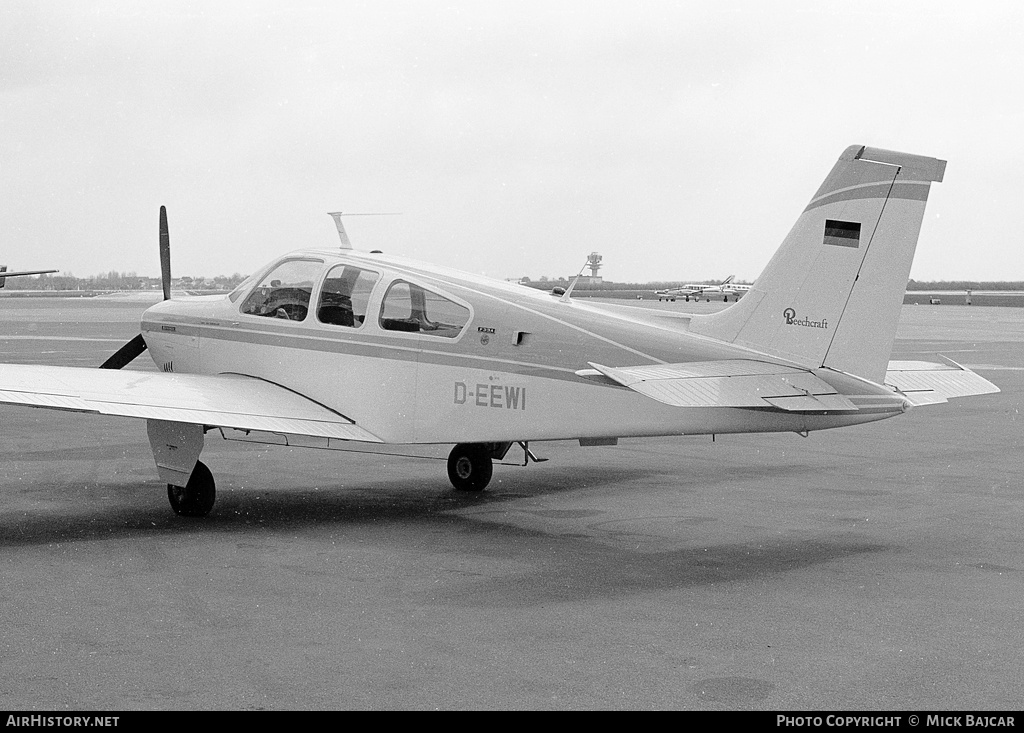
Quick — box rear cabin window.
[379,280,469,338]
[240,259,324,322]
[316,265,379,328]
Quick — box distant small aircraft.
[0,265,59,288]
[656,275,736,302]
[0,145,999,517]
[718,279,752,302]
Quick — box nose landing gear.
[167,460,216,517]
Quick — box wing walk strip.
[580,360,859,411]
[0,364,383,442]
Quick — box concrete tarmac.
[0,299,1020,710]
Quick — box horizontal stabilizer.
[0,364,382,442]
[885,360,1000,406]
[580,360,858,411]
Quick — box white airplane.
[0,145,999,517]
[0,265,59,288]
[719,279,752,302]
[656,275,736,302]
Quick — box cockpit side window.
[379,280,469,338]
[316,265,379,328]
[239,259,324,321]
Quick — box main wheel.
[447,444,493,491]
[167,460,216,517]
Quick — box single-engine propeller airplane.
[0,265,59,288]
[0,145,999,517]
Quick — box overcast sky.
[2,1,1021,283]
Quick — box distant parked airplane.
[718,279,752,302]
[0,265,59,288]
[656,275,736,302]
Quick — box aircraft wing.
[0,364,382,442]
[580,360,859,411]
[0,269,58,278]
[884,360,1000,405]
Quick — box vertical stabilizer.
[688,145,945,384]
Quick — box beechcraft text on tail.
[0,145,998,517]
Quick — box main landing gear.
[446,442,547,492]
[167,460,216,517]
[447,444,494,491]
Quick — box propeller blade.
[99,206,167,368]
[160,205,171,300]
[99,333,148,370]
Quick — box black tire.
[167,460,216,517]
[447,444,493,491]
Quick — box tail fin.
[688,145,945,384]
[721,275,735,286]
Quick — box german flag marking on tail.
[824,219,861,248]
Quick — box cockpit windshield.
[239,259,324,321]
[227,272,259,303]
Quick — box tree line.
[1,271,249,292]
[905,280,1024,291]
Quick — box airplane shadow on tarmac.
[427,534,892,607]
[0,460,894,607]
[0,463,650,546]
[0,451,859,546]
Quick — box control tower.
[584,252,603,284]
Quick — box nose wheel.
[447,444,493,491]
[167,460,216,516]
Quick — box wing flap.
[0,364,382,442]
[885,360,999,406]
[585,360,858,411]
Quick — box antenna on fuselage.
[327,212,402,250]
